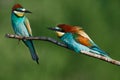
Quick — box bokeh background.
[0,0,120,80]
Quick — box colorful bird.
[11,4,39,64]
[49,24,110,58]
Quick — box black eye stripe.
[61,30,64,32]
[15,9,24,12]
[56,29,64,32]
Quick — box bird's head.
[12,4,32,17]
[48,24,83,37]
[48,26,65,37]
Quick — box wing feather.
[24,17,32,36]
[76,30,96,47]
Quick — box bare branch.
[5,34,120,66]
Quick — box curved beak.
[25,10,32,13]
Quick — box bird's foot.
[22,36,27,41]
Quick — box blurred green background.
[0,0,120,80]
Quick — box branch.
[5,34,120,66]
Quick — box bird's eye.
[15,9,21,12]
[61,29,64,32]
[15,9,24,12]
[58,28,64,32]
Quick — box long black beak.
[25,10,32,13]
[48,27,63,32]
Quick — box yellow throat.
[14,11,24,17]
[56,31,65,37]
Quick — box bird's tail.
[22,40,39,64]
[90,46,111,58]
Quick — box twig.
[5,34,120,66]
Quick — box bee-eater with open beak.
[49,24,110,58]
[11,4,39,64]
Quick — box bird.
[11,4,39,64]
[49,24,110,58]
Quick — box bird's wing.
[24,17,32,36]
[75,30,96,47]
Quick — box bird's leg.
[22,36,27,41]
[13,34,21,45]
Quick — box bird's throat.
[13,11,24,17]
[56,31,65,37]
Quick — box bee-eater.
[11,4,39,64]
[49,24,110,58]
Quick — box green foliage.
[0,0,120,80]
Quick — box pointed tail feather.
[22,40,39,64]
[90,46,110,58]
